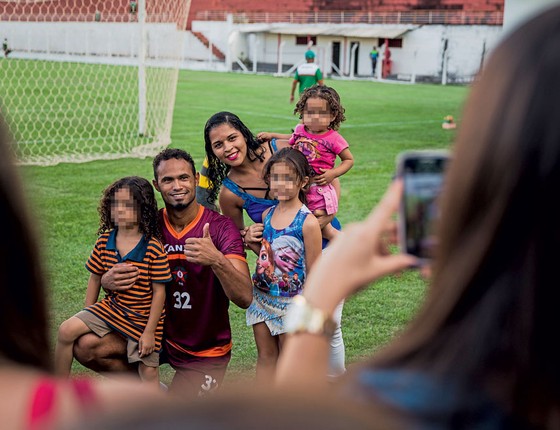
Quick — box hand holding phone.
[397,150,449,263]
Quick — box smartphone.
[397,150,450,262]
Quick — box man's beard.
[170,202,189,210]
[166,199,196,211]
[165,193,195,211]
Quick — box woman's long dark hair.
[203,111,265,205]
[370,6,560,425]
[0,112,50,371]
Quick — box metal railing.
[0,13,179,23]
[194,10,503,26]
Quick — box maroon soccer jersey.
[159,206,246,357]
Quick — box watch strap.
[285,295,337,338]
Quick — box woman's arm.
[218,186,245,230]
[245,224,263,255]
[257,132,292,142]
[244,208,270,255]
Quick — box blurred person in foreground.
[63,387,391,430]
[0,112,161,430]
[277,6,560,428]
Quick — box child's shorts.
[75,310,160,368]
[246,287,292,336]
[307,183,338,215]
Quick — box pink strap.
[71,378,96,409]
[28,378,57,429]
[28,378,97,430]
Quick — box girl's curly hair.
[97,176,160,240]
[203,111,265,205]
[294,85,346,130]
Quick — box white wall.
[2,22,182,58]
[1,20,502,81]
[503,0,560,35]
[191,19,233,58]
[191,20,502,81]
[389,25,502,81]
[0,21,221,64]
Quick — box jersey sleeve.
[148,238,173,283]
[211,216,246,260]
[316,68,323,81]
[85,235,106,275]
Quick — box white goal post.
[0,0,191,166]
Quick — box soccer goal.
[0,0,191,166]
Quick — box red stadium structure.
[0,1,505,27]
[188,0,504,27]
[0,1,184,24]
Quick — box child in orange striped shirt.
[55,176,171,387]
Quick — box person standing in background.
[369,46,379,77]
[290,50,323,103]
[3,38,11,57]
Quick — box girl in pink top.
[259,85,354,240]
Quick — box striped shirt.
[84,230,172,350]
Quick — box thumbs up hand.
[202,222,211,239]
[184,223,219,266]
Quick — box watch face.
[284,295,335,337]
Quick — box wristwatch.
[284,295,337,338]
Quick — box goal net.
[0,0,191,166]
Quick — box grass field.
[17,68,469,383]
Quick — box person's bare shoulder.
[219,183,244,209]
[303,210,321,235]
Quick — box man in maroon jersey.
[73,148,252,398]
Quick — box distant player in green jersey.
[290,50,323,103]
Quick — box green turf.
[17,69,468,382]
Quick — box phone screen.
[401,154,448,260]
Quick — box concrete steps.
[191,31,226,60]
